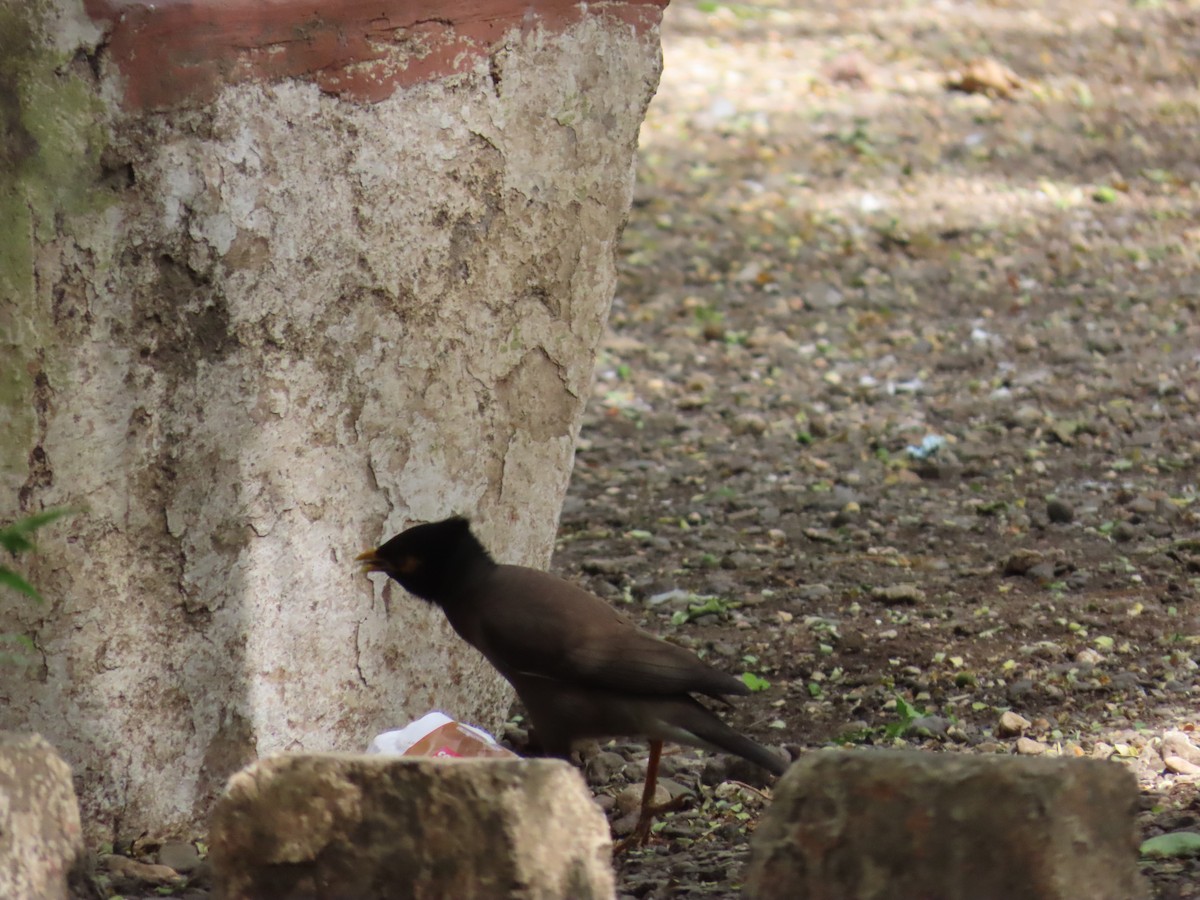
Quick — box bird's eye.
[396,555,421,575]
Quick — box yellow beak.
[355,549,385,573]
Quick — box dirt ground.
[89,0,1199,897]
[548,0,1200,896]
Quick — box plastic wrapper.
[368,711,517,760]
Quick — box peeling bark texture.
[0,0,664,842]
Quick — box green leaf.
[0,633,37,652]
[0,532,34,555]
[894,695,919,723]
[0,633,38,668]
[975,500,1008,516]
[0,508,74,555]
[671,595,735,625]
[2,507,74,537]
[1140,831,1200,858]
[0,568,44,603]
[741,672,770,692]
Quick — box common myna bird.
[357,516,788,847]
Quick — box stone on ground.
[745,750,1143,900]
[210,755,614,899]
[0,733,84,900]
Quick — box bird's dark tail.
[665,698,788,776]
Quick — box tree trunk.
[0,0,665,842]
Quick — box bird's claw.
[612,794,691,853]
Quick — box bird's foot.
[612,794,690,853]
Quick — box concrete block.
[745,750,1143,900]
[210,755,614,899]
[0,733,84,900]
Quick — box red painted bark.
[84,0,668,110]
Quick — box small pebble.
[831,502,860,527]
[157,841,202,875]
[839,629,867,652]
[1016,737,1048,755]
[103,855,183,885]
[586,750,627,784]
[910,715,950,738]
[1162,731,1200,766]
[1128,495,1158,518]
[870,583,925,605]
[996,710,1031,738]
[614,782,670,817]
[1111,521,1139,542]
[1002,548,1043,576]
[1163,756,1200,776]
[794,583,832,602]
[1046,496,1074,523]
[1006,679,1035,700]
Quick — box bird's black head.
[357,516,495,604]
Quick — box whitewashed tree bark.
[0,0,664,841]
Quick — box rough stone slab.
[0,733,84,900]
[210,755,614,899]
[745,750,1144,900]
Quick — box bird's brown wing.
[464,565,749,699]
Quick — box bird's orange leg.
[614,740,690,852]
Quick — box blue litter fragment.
[906,435,946,459]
